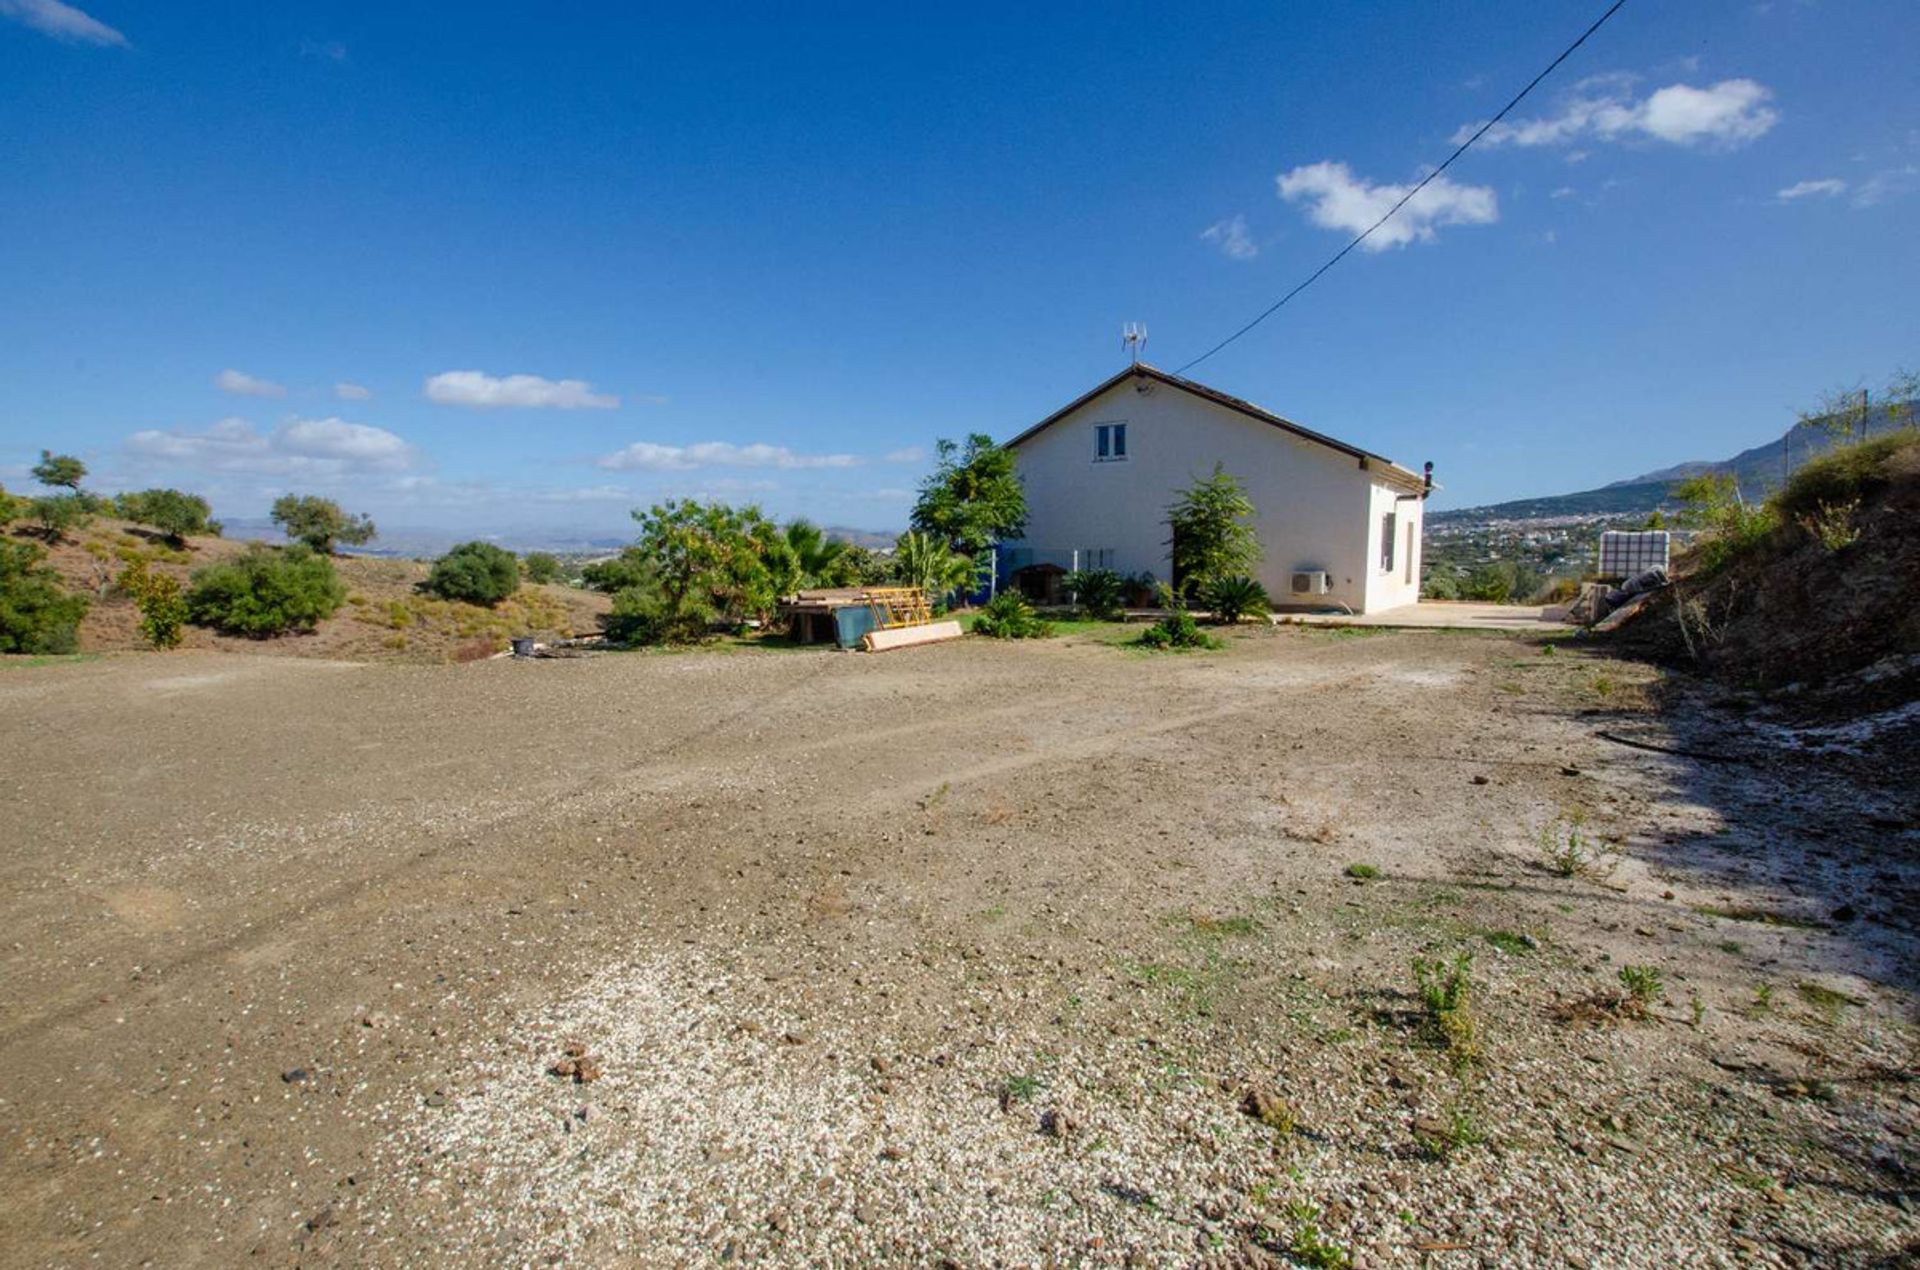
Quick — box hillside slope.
[1604,431,1920,706]
[14,519,609,662]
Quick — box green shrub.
[601,583,689,646]
[1412,951,1478,1061]
[1135,608,1218,650]
[0,540,89,653]
[521,551,562,584]
[30,493,92,542]
[1773,430,1918,525]
[1618,965,1665,1008]
[114,488,217,546]
[1421,565,1463,600]
[1201,574,1269,623]
[579,548,654,594]
[1461,561,1540,603]
[1673,473,1778,576]
[119,559,188,649]
[972,591,1051,639]
[425,541,522,606]
[1063,568,1127,620]
[185,546,345,636]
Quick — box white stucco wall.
[1363,479,1425,613]
[1005,375,1424,613]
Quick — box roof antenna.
[1122,322,1147,365]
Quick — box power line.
[1175,0,1629,376]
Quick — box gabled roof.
[1004,362,1427,493]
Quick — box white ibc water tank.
[1597,531,1670,580]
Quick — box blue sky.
[2,1,1915,540]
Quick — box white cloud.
[882,446,926,464]
[300,38,347,61]
[1852,165,1918,208]
[216,368,287,399]
[0,0,126,45]
[334,381,372,400]
[529,484,634,503]
[1200,214,1259,260]
[1276,161,1497,250]
[1776,178,1846,201]
[1458,77,1778,151]
[596,441,860,472]
[124,416,417,477]
[424,370,619,410]
[1550,186,1576,200]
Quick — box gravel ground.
[0,628,1914,1268]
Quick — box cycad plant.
[1202,574,1270,624]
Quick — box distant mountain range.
[1435,404,1908,525]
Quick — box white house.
[999,363,1430,614]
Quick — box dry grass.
[21,518,609,663]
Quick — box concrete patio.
[1271,600,1573,632]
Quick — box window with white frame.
[1094,421,1127,461]
[1380,511,1397,572]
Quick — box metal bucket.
[510,637,535,658]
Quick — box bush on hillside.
[1672,474,1778,576]
[521,551,562,584]
[1773,430,1920,526]
[185,545,345,637]
[424,541,522,606]
[119,559,188,649]
[0,540,90,654]
[1201,574,1270,624]
[30,493,92,542]
[579,548,654,594]
[114,488,219,546]
[1064,567,1127,620]
[972,591,1051,639]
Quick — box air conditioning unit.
[1291,570,1331,596]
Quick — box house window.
[1380,511,1397,572]
[1079,548,1114,570]
[1095,422,1127,461]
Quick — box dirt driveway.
[0,630,1913,1267]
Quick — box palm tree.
[784,519,849,587]
[893,530,978,605]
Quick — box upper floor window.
[1095,422,1128,461]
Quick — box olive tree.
[270,494,376,554]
